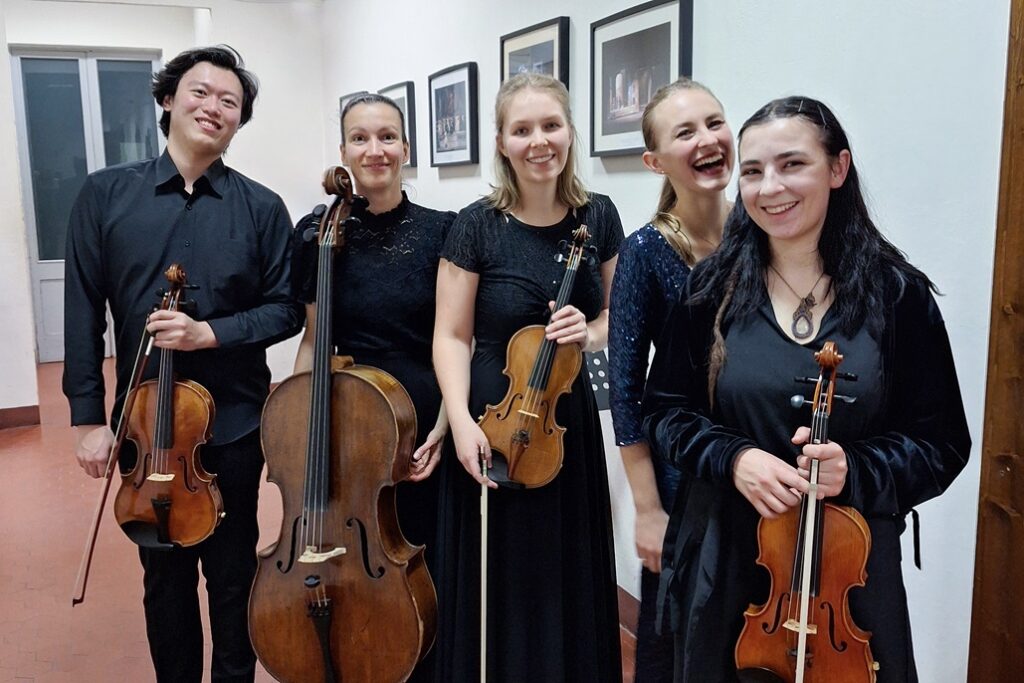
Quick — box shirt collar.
[154,148,226,199]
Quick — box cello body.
[249,167,436,682]
[251,360,436,682]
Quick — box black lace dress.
[292,193,455,680]
[434,195,624,682]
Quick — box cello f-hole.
[346,517,386,579]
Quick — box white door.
[11,51,161,362]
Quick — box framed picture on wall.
[590,0,694,156]
[378,81,417,168]
[428,62,478,167]
[338,90,369,140]
[500,16,570,88]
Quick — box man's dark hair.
[152,45,259,138]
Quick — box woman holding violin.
[432,73,623,681]
[290,92,454,681]
[641,97,971,682]
[608,77,734,683]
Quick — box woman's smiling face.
[738,116,849,248]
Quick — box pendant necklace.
[769,265,826,340]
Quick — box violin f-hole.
[820,601,848,652]
[762,592,789,635]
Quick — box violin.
[477,221,591,488]
[735,341,878,683]
[249,166,436,683]
[113,264,223,548]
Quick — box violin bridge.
[298,545,346,563]
[516,409,540,418]
[146,473,175,482]
[783,618,818,635]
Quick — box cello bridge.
[146,473,175,482]
[783,618,817,635]
[516,409,540,418]
[298,545,346,563]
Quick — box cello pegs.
[790,394,809,409]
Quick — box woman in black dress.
[291,93,454,681]
[432,73,623,681]
[642,96,971,682]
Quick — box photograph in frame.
[428,62,478,167]
[379,81,417,168]
[590,0,694,156]
[500,17,570,88]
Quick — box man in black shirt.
[63,46,302,682]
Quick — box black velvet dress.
[434,195,624,682]
[292,192,455,681]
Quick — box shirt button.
[185,240,191,247]
[186,203,193,211]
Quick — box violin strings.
[518,245,584,440]
[788,371,826,631]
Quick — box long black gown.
[292,192,455,681]
[434,195,624,682]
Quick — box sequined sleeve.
[608,225,690,446]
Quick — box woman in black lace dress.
[432,73,623,682]
[290,93,454,681]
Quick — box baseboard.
[0,404,41,429]
[618,585,640,637]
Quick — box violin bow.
[70,297,160,605]
[480,446,489,683]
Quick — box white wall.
[0,8,39,412]
[317,1,1006,680]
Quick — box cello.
[113,264,223,549]
[735,341,878,682]
[477,219,591,488]
[249,166,436,683]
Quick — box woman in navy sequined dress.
[608,78,734,682]
[290,93,454,683]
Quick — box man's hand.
[75,425,114,478]
[147,310,218,351]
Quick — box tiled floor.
[0,362,635,682]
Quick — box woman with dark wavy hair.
[642,96,970,682]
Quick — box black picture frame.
[590,0,694,157]
[500,16,570,89]
[378,80,417,168]
[338,90,369,140]
[428,62,479,167]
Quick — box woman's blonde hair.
[486,73,589,212]
[640,77,722,265]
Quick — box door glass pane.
[21,58,88,261]
[98,60,159,165]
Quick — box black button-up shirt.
[63,150,303,445]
